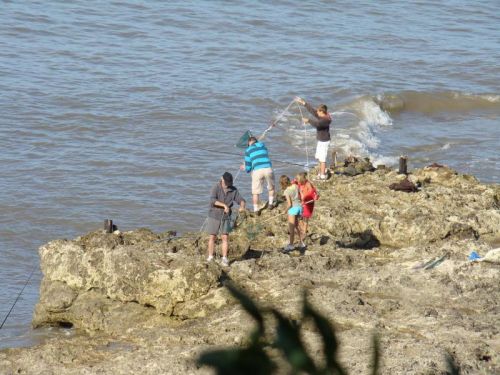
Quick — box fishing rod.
[0,265,37,329]
[254,199,317,225]
[154,211,240,244]
[258,98,297,141]
[198,147,311,169]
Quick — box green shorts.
[206,216,233,235]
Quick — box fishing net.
[245,221,263,241]
[235,130,253,149]
[220,215,235,234]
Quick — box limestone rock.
[33,230,224,333]
[482,248,500,264]
[2,166,498,374]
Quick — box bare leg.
[300,219,309,241]
[320,162,326,176]
[268,188,275,205]
[252,194,260,211]
[208,234,216,257]
[288,215,295,245]
[295,219,303,243]
[221,234,229,257]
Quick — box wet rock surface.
[1,166,499,374]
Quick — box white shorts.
[315,141,330,163]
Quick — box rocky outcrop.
[234,165,500,250]
[1,165,499,374]
[330,166,499,247]
[33,230,230,334]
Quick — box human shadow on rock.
[336,230,380,250]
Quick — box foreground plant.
[197,282,459,374]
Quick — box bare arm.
[239,200,246,212]
[234,189,246,212]
[214,200,229,213]
[210,185,229,213]
[285,193,292,209]
[296,97,319,118]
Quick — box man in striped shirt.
[240,136,276,212]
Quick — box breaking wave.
[278,90,499,169]
[325,90,499,167]
[332,96,395,166]
[373,91,500,114]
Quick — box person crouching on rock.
[241,136,276,213]
[296,172,319,246]
[280,175,305,253]
[207,172,246,266]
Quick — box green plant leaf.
[370,334,380,375]
[303,296,347,375]
[197,345,275,375]
[226,282,265,335]
[445,353,460,375]
[272,309,317,374]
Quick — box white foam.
[456,92,500,103]
[370,155,399,167]
[334,99,392,156]
[358,120,380,149]
[442,143,451,150]
[360,100,393,127]
[481,95,500,103]
[278,97,397,168]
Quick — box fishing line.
[257,199,316,225]
[198,147,310,169]
[233,168,242,183]
[258,98,297,141]
[330,111,360,120]
[297,102,310,171]
[0,265,37,329]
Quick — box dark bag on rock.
[389,178,418,193]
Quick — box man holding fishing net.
[240,136,276,213]
[296,97,332,180]
[206,172,246,266]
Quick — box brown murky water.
[1,0,499,347]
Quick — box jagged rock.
[2,166,499,374]
[33,230,224,333]
[334,156,376,176]
[311,168,499,248]
[482,248,500,264]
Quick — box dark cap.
[222,172,233,186]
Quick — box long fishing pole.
[198,147,310,169]
[258,98,297,141]
[297,102,310,170]
[254,199,317,225]
[0,265,37,329]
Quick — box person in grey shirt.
[296,97,332,180]
[206,172,246,266]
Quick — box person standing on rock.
[280,175,305,253]
[206,172,246,266]
[295,97,332,180]
[240,136,276,213]
[296,172,319,244]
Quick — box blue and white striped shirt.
[245,141,272,173]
